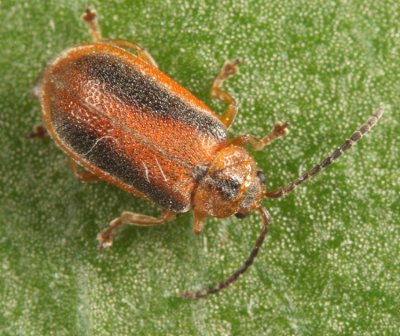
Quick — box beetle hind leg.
[211,59,241,128]
[98,210,176,248]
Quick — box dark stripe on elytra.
[55,119,188,212]
[75,53,228,142]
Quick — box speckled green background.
[1,1,399,335]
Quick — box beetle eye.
[235,212,249,219]
[257,170,266,184]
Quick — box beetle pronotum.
[34,8,383,299]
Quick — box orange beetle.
[35,8,383,299]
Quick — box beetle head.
[193,145,265,218]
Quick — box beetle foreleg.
[230,121,289,151]
[97,210,176,249]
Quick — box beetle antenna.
[264,108,383,199]
[181,207,271,299]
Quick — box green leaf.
[1,1,399,335]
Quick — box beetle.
[34,8,383,299]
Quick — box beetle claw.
[222,60,240,77]
[274,121,290,137]
[97,233,113,250]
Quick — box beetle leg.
[82,8,102,42]
[26,125,48,139]
[230,121,289,151]
[68,158,99,182]
[211,59,241,129]
[98,210,176,248]
[100,39,158,67]
[82,8,157,67]
[192,211,207,234]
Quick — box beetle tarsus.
[82,7,97,23]
[220,59,241,78]
[97,234,113,250]
[273,121,290,137]
[255,121,290,150]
